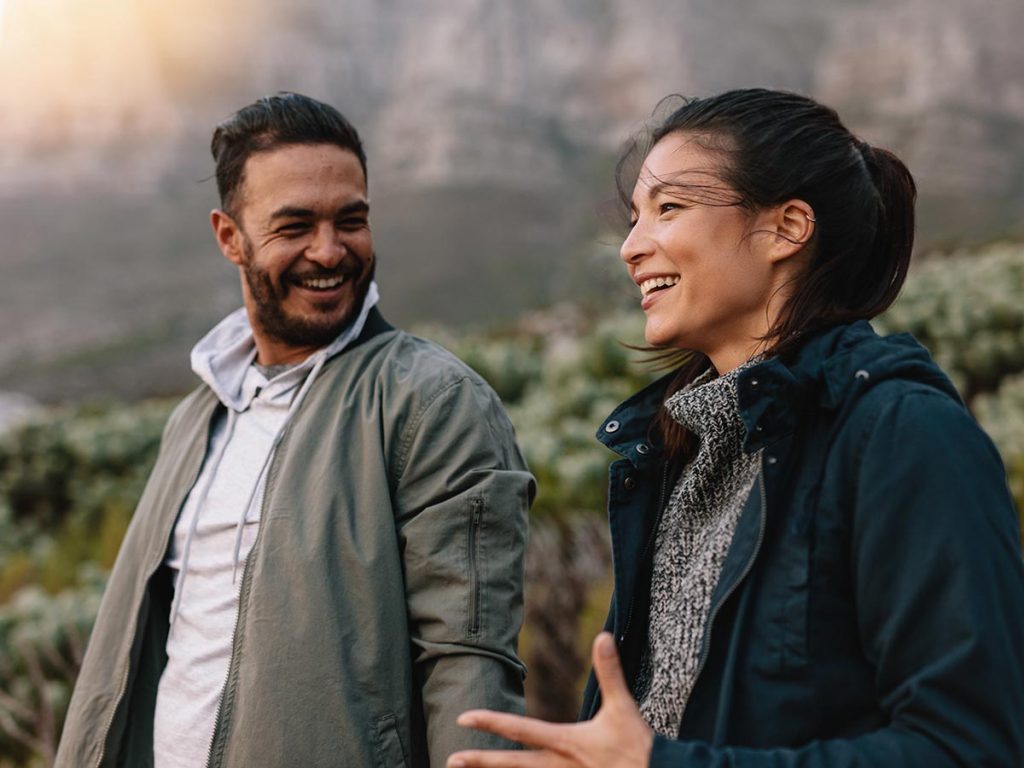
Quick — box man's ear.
[211,209,246,266]
[767,199,816,263]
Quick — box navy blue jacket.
[580,321,1024,767]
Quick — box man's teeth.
[299,276,345,290]
[640,276,680,296]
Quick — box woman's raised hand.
[447,632,654,768]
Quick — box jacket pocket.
[374,714,408,768]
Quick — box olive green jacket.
[56,310,534,767]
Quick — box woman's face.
[621,132,783,372]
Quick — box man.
[56,93,534,768]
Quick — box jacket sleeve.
[392,375,535,765]
[649,389,1024,767]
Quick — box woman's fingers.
[451,634,652,767]
[447,748,562,768]
[457,710,571,752]
[591,632,631,707]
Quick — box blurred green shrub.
[0,400,171,601]
[876,242,1024,400]
[0,566,106,766]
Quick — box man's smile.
[295,275,346,291]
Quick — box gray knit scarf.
[637,362,762,737]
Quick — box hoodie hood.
[738,320,962,452]
[190,280,380,411]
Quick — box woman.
[448,89,1024,767]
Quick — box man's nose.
[305,223,346,267]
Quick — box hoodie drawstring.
[169,407,239,629]
[229,354,327,583]
[169,354,328,634]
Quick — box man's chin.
[249,274,373,353]
[268,312,354,350]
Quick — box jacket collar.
[190,282,386,411]
[599,321,960,457]
[596,369,678,464]
[738,320,960,451]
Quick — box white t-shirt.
[153,366,289,768]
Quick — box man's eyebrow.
[268,200,369,221]
[335,200,370,217]
[269,206,316,221]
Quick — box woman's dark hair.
[618,89,917,461]
[211,91,368,216]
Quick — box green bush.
[876,243,1024,400]
[0,567,106,766]
[0,400,171,600]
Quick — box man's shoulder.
[161,383,219,438]
[352,327,495,401]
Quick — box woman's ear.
[767,199,816,263]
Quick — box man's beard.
[241,240,375,351]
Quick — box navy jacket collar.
[598,321,961,456]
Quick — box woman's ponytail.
[858,142,917,315]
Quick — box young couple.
[58,90,1024,768]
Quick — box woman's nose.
[620,220,652,265]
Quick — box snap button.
[636,443,650,455]
[755,424,764,433]
[604,420,620,433]
[855,369,870,380]
[623,475,636,490]
[750,378,759,388]
[767,455,778,465]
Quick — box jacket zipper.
[686,454,768,709]
[467,499,483,636]
[93,417,214,768]
[618,461,671,648]
[204,552,256,768]
[93,656,131,768]
[205,427,290,768]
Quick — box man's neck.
[253,361,300,380]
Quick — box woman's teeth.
[640,276,680,296]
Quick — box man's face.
[213,143,375,365]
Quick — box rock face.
[3,0,1021,196]
[0,0,1022,399]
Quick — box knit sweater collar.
[664,361,753,444]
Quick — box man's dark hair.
[211,92,368,215]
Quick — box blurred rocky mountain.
[1,0,1022,401]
